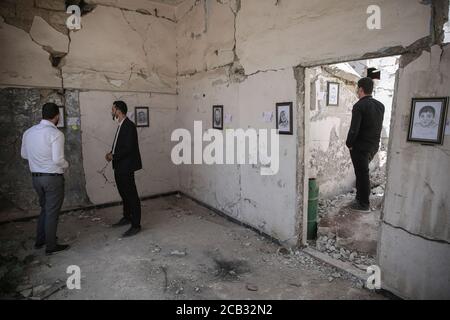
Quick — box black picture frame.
[276,102,293,135]
[212,105,223,130]
[57,106,65,128]
[407,97,448,145]
[327,82,340,106]
[135,107,149,128]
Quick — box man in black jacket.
[346,78,385,213]
[106,101,143,237]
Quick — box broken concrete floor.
[0,195,386,300]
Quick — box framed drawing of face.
[407,97,448,145]
[57,106,65,128]
[327,82,340,106]
[135,107,149,128]
[276,102,293,135]
[213,105,223,130]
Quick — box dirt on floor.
[0,195,386,300]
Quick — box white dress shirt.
[112,118,126,155]
[21,120,69,174]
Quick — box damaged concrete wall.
[177,67,298,245]
[175,0,434,246]
[236,0,430,74]
[0,0,177,93]
[176,0,237,76]
[379,45,450,299]
[307,58,398,199]
[79,90,179,205]
[0,88,90,218]
[307,65,358,198]
[64,5,177,92]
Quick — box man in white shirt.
[21,103,70,255]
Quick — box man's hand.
[105,152,113,162]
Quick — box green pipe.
[307,178,319,240]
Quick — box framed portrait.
[407,97,448,145]
[276,102,293,135]
[212,105,223,130]
[327,82,340,106]
[135,107,149,128]
[57,106,65,128]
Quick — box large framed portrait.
[327,82,340,106]
[212,105,223,130]
[57,106,65,128]
[407,97,448,145]
[135,107,149,128]
[276,102,293,135]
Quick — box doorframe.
[295,51,413,247]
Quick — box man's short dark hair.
[113,101,128,115]
[419,105,436,117]
[42,103,60,120]
[358,77,374,95]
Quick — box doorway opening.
[304,56,400,267]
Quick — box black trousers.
[114,171,141,228]
[350,148,376,208]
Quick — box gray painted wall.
[0,88,90,215]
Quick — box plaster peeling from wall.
[84,0,177,22]
[28,15,72,89]
[0,0,106,89]
[177,0,242,79]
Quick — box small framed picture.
[407,97,448,145]
[212,105,223,130]
[57,106,65,128]
[327,82,340,106]
[276,102,293,135]
[135,107,149,128]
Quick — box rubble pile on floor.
[314,236,376,268]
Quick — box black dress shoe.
[112,217,131,228]
[34,243,45,250]
[350,202,371,213]
[122,226,141,238]
[35,237,59,249]
[46,244,70,255]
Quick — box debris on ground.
[313,235,376,267]
[246,284,258,292]
[170,250,187,257]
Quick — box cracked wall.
[176,0,238,76]
[63,5,177,92]
[379,45,450,299]
[0,88,90,216]
[177,66,298,245]
[0,1,177,92]
[307,65,358,198]
[79,90,179,205]
[236,0,430,74]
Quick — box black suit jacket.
[112,118,142,174]
[346,96,385,153]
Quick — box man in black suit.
[346,77,385,213]
[106,101,143,237]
